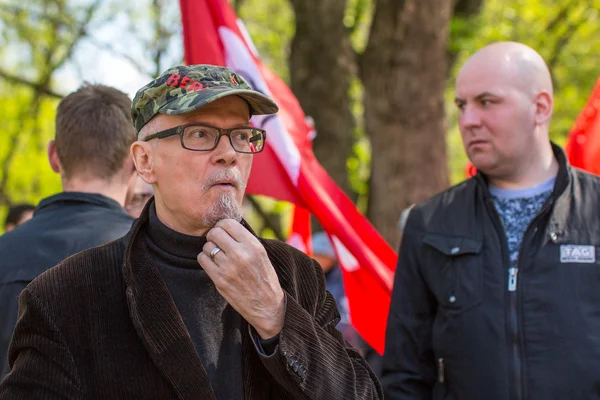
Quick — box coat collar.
[474,142,573,243]
[122,201,265,399]
[36,191,127,215]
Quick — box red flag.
[287,205,312,255]
[179,0,397,354]
[566,78,600,175]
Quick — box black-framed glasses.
[143,124,267,154]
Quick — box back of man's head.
[55,84,135,181]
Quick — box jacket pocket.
[423,234,483,313]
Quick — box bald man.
[382,42,600,400]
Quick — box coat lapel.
[123,208,216,400]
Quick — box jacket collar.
[474,142,570,199]
[36,192,126,214]
[474,142,573,242]
[546,144,574,243]
[122,200,263,399]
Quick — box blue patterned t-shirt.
[490,177,555,266]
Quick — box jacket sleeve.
[255,258,383,400]
[0,281,27,379]
[0,286,83,400]
[381,211,437,399]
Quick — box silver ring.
[209,246,221,261]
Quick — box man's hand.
[198,219,285,339]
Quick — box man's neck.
[61,177,128,207]
[153,198,210,237]
[488,145,559,191]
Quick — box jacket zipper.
[508,263,522,400]
[490,198,553,400]
[487,200,523,400]
[438,357,445,383]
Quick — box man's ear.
[47,140,61,174]
[131,141,157,184]
[534,91,553,125]
[124,156,138,205]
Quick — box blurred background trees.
[1,0,600,244]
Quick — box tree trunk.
[361,0,453,246]
[288,0,356,197]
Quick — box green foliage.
[344,0,374,53]
[347,77,370,214]
[0,83,61,233]
[237,0,294,82]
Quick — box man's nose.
[460,104,482,128]
[211,134,237,165]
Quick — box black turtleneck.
[145,204,244,399]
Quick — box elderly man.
[0,65,381,399]
[382,42,600,399]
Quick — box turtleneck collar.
[145,202,207,264]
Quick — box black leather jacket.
[0,192,132,378]
[382,144,600,400]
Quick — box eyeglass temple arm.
[249,133,265,143]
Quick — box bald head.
[458,42,552,97]
[454,42,557,188]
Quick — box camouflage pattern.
[131,64,279,133]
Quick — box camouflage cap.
[131,64,279,133]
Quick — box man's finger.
[202,241,224,262]
[206,226,237,252]
[197,251,221,281]
[214,219,252,243]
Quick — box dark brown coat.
[0,207,381,399]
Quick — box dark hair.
[55,84,136,180]
[5,204,35,228]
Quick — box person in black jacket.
[382,41,600,400]
[0,84,136,378]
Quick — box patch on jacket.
[560,245,595,263]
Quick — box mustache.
[201,170,246,192]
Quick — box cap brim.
[159,88,279,117]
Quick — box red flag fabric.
[179,0,397,354]
[287,205,312,255]
[566,78,600,175]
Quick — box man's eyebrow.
[474,91,500,100]
[454,92,500,103]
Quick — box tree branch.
[86,37,153,77]
[544,0,578,34]
[0,69,64,98]
[546,2,593,74]
[49,0,103,71]
[0,4,73,27]
[152,0,168,77]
